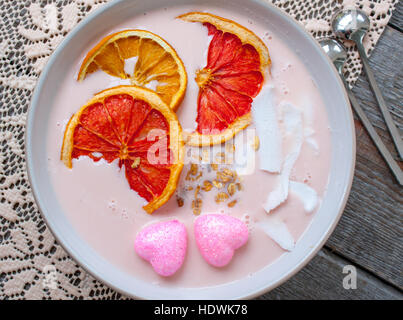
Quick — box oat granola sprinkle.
[227,183,236,196]
[215,152,226,164]
[182,160,243,214]
[227,200,237,207]
[194,171,203,181]
[212,180,224,189]
[194,185,201,198]
[215,192,229,203]
[186,163,202,181]
[202,180,213,192]
[190,163,198,175]
[176,196,184,207]
[192,198,202,215]
[217,170,233,183]
[223,168,233,176]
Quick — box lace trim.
[0,0,397,299]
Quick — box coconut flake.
[263,102,303,213]
[258,216,295,251]
[252,85,282,173]
[289,181,318,213]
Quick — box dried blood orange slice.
[77,30,187,110]
[178,12,271,146]
[61,86,184,214]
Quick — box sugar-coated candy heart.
[194,214,249,267]
[134,220,187,277]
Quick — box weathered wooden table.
[0,0,403,300]
[258,2,403,300]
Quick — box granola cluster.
[177,162,243,215]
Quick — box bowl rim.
[25,0,356,299]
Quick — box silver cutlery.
[332,8,403,159]
[320,38,403,185]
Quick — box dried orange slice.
[178,12,271,146]
[61,86,184,214]
[77,30,187,111]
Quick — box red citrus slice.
[178,12,271,146]
[61,86,184,214]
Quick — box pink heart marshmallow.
[134,220,187,277]
[194,214,249,267]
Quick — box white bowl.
[26,0,355,299]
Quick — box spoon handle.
[356,42,403,160]
[343,79,403,185]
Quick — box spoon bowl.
[331,8,370,42]
[319,38,347,74]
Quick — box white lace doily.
[0,0,398,299]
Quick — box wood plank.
[390,0,403,31]
[257,248,402,300]
[324,25,403,289]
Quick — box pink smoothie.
[46,5,331,288]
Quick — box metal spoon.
[319,38,403,185]
[332,8,403,159]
